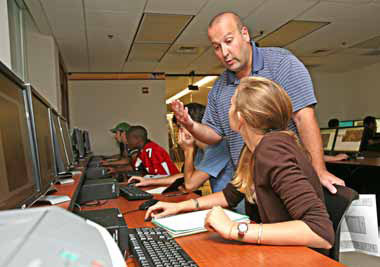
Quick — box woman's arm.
[205,208,331,248]
[145,192,228,220]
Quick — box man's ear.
[241,26,250,42]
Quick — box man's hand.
[318,170,345,194]
[171,100,194,130]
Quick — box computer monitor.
[25,85,56,194]
[354,120,363,127]
[49,109,69,174]
[73,128,85,159]
[320,128,337,152]
[0,61,39,210]
[59,117,75,166]
[339,120,354,127]
[334,127,364,153]
[83,130,92,155]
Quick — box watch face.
[238,223,248,232]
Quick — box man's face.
[120,131,128,144]
[208,14,251,74]
[127,134,139,149]
[114,131,121,143]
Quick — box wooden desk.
[77,184,346,267]
[327,157,380,168]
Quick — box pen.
[164,192,189,197]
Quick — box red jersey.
[133,141,179,175]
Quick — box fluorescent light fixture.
[166,76,218,104]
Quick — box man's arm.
[171,100,222,144]
[293,106,345,193]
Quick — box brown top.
[223,132,335,247]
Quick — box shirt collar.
[226,40,264,85]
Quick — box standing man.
[171,12,344,193]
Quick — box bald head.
[208,12,243,31]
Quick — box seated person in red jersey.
[127,125,180,176]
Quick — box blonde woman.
[146,77,334,251]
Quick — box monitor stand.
[56,172,74,184]
[35,186,71,205]
[37,195,71,205]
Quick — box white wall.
[69,80,168,155]
[24,10,61,112]
[0,0,11,67]
[311,61,380,127]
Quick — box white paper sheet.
[340,194,380,257]
[152,209,249,232]
[146,187,167,194]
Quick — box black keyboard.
[129,227,198,267]
[119,184,153,200]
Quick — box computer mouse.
[139,199,159,210]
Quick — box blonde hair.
[231,76,300,203]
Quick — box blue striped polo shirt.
[202,41,317,166]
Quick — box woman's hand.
[127,176,152,187]
[145,201,184,220]
[204,206,235,239]
[178,127,195,150]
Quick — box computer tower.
[85,166,110,179]
[75,208,128,255]
[78,178,119,204]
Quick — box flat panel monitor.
[0,62,38,210]
[354,120,363,127]
[320,128,337,152]
[339,120,354,127]
[83,130,91,154]
[49,109,69,174]
[334,127,364,153]
[73,128,85,159]
[59,117,75,166]
[26,85,55,193]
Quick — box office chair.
[323,185,359,261]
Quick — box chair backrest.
[323,185,359,261]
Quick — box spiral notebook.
[152,208,249,238]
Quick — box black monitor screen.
[0,66,37,210]
[73,128,85,158]
[83,130,91,154]
[51,111,68,173]
[30,90,55,192]
[59,117,74,166]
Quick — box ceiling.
[24,0,380,100]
